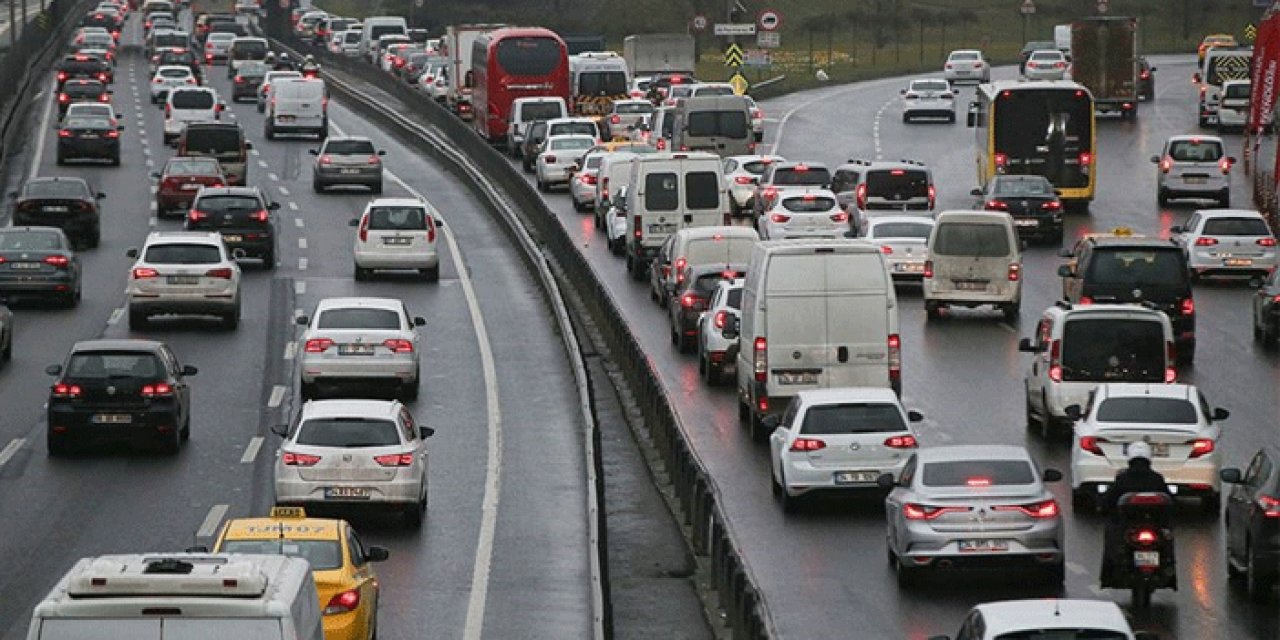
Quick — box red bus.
[471,27,570,143]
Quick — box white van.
[1054,24,1072,57]
[265,77,328,140]
[594,151,637,218]
[507,97,568,157]
[163,87,222,145]
[734,239,901,440]
[923,210,1022,322]
[141,0,175,18]
[624,152,730,279]
[26,553,323,640]
[359,16,408,60]
[650,225,759,306]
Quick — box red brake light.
[903,504,968,520]
[887,334,901,383]
[1258,237,1277,247]
[1189,438,1215,458]
[927,184,936,208]
[318,154,332,165]
[234,75,244,84]
[985,199,1008,210]
[855,183,868,209]
[883,435,917,449]
[1007,263,1021,282]
[713,310,728,329]
[966,476,992,487]
[770,213,791,223]
[994,152,1008,169]
[1078,296,1094,305]
[58,93,70,104]
[1180,297,1195,316]
[830,211,849,223]
[323,589,360,614]
[1159,157,1172,172]
[382,339,414,353]
[132,267,159,279]
[205,268,234,279]
[374,453,415,466]
[922,260,933,279]
[753,337,767,382]
[1259,495,1280,518]
[367,155,381,165]
[98,93,110,103]
[43,255,70,267]
[57,72,68,81]
[1194,237,1218,246]
[1219,157,1232,173]
[188,209,209,222]
[282,451,322,466]
[994,499,1059,518]
[141,382,174,397]
[358,215,369,242]
[52,382,82,398]
[251,209,269,223]
[304,338,334,353]
[889,169,905,176]
[734,175,753,185]
[680,293,702,308]
[1048,339,1062,383]
[1041,200,1061,211]
[58,129,73,137]
[106,129,119,139]
[1078,152,1093,167]
[789,437,826,452]
[1131,528,1158,545]
[1079,435,1106,456]
[609,114,621,124]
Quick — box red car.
[151,156,226,217]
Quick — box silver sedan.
[884,445,1065,587]
[297,297,425,401]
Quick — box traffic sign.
[744,49,771,68]
[1020,0,1036,15]
[724,43,744,66]
[757,8,783,31]
[1246,23,1258,43]
[691,14,708,32]
[714,23,756,36]
[729,72,750,95]
[756,31,780,48]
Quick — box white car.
[769,387,921,513]
[203,32,236,64]
[296,297,425,400]
[722,154,784,216]
[1022,49,1068,80]
[1152,134,1234,207]
[163,86,221,144]
[273,399,433,527]
[1172,208,1277,282]
[352,197,442,282]
[569,151,604,211]
[604,184,630,255]
[696,277,742,386]
[535,135,596,192]
[1217,79,1251,133]
[257,70,300,113]
[932,599,1148,640]
[417,61,449,101]
[336,29,363,57]
[603,99,654,140]
[149,64,196,103]
[900,78,956,123]
[943,49,990,84]
[862,215,933,283]
[125,231,241,330]
[744,96,764,142]
[1069,383,1227,511]
[757,188,849,240]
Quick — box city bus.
[471,27,571,143]
[969,80,1097,207]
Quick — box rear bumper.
[127,293,238,315]
[781,457,908,496]
[47,405,182,443]
[299,358,418,384]
[274,478,423,505]
[353,248,439,270]
[0,273,77,296]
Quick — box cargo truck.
[1070,17,1139,118]
[623,33,695,78]
[442,24,506,119]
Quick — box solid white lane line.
[267,385,287,408]
[240,437,264,463]
[297,238,307,249]
[0,438,25,470]
[196,504,230,538]
[283,342,296,360]
[298,257,308,270]
[29,81,54,179]
[294,280,306,295]
[107,307,125,325]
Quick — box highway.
[515,56,1280,638]
[0,11,596,639]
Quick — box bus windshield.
[992,88,1092,188]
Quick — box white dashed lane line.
[288,202,299,211]
[277,186,290,196]
[0,438,26,470]
[283,342,296,361]
[240,437,264,464]
[294,280,306,295]
[297,238,307,249]
[196,504,230,539]
[257,159,268,168]
[107,307,124,326]
[267,172,279,181]
[298,257,308,270]
[267,385,287,408]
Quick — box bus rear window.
[992,88,1092,188]
[496,37,562,76]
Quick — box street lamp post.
[1020,0,1036,44]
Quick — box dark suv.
[1058,232,1195,364]
[185,186,278,268]
[9,177,103,248]
[1220,445,1280,601]
[45,339,197,455]
[55,53,112,87]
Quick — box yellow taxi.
[213,507,387,640]
[599,139,658,153]
[1199,33,1238,62]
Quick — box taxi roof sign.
[270,506,307,519]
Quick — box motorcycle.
[1100,492,1177,608]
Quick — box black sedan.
[231,60,268,101]
[55,53,111,87]
[1253,268,1280,346]
[1221,445,1280,601]
[57,113,123,166]
[1139,57,1156,101]
[0,227,82,306]
[57,79,111,116]
[971,175,1063,244]
[185,186,279,268]
[9,176,103,249]
[668,265,745,353]
[45,339,197,455]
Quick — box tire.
[402,495,425,528]
[1071,488,1093,512]
[1039,392,1055,440]
[925,301,942,322]
[1218,191,1230,208]
[748,410,768,443]
[371,181,383,195]
[1157,188,1169,207]
[421,264,440,282]
[55,152,65,166]
[264,123,275,140]
[1132,583,1152,609]
[47,433,70,457]
[770,470,782,497]
[400,378,419,401]
[158,426,181,455]
[1247,543,1278,601]
[110,155,120,167]
[901,113,910,124]
[263,250,276,270]
[677,331,695,354]
[707,361,723,386]
[895,554,919,588]
[779,485,798,514]
[1002,303,1020,323]
[2,330,11,362]
[1203,492,1222,514]
[312,179,325,193]
[181,412,191,442]
[257,102,264,113]
[354,265,371,281]
[128,306,149,330]
[300,381,317,401]
[536,177,547,192]
[1045,561,1066,586]
[88,230,101,249]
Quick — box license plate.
[339,344,375,355]
[181,183,201,190]
[1014,219,1039,227]
[10,262,42,270]
[1151,442,1169,457]
[92,413,133,424]
[340,168,361,174]
[834,471,879,484]
[895,262,924,273]
[959,539,1009,552]
[1225,258,1253,267]
[80,133,99,139]
[954,280,988,291]
[167,275,199,285]
[647,223,678,234]
[776,371,819,385]
[324,486,371,499]
[1134,550,1160,568]
[279,115,295,122]
[222,234,242,243]
[43,206,69,212]
[1184,176,1206,185]
[383,237,412,245]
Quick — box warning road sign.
[724,43,744,67]
[729,73,750,95]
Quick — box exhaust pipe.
[232,248,247,259]
[935,559,955,570]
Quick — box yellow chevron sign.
[1246,23,1257,43]
[724,43,744,67]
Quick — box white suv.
[296,297,425,400]
[1172,208,1277,282]
[126,231,242,330]
[352,198,442,282]
[163,87,222,145]
[1152,135,1234,207]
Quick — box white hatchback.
[352,197,442,281]
[1152,135,1234,207]
[696,277,743,386]
[125,231,241,330]
[757,188,849,239]
[149,65,195,103]
[297,297,425,401]
[163,87,222,144]
[273,398,433,527]
[1172,208,1277,282]
[862,215,934,283]
[535,135,596,192]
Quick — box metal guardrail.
[271,35,774,640]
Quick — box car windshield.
[296,418,401,447]
[24,180,88,198]
[317,308,400,329]
[800,403,906,434]
[66,352,162,379]
[922,460,1035,486]
[932,222,1010,256]
[166,158,220,175]
[1096,397,1198,424]
[1061,318,1166,382]
[1085,249,1188,287]
[912,80,950,92]
[773,167,830,186]
[994,631,1127,640]
[615,102,653,114]
[0,231,62,250]
[871,221,933,239]
[219,539,342,570]
[1202,217,1269,236]
[324,139,375,155]
[781,195,836,212]
[993,177,1054,196]
[144,243,221,264]
[1168,140,1223,162]
[367,206,428,230]
[171,90,214,109]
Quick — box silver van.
[672,95,754,157]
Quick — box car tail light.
[1078,151,1093,167]
[883,434,917,449]
[318,154,333,165]
[1079,435,1106,455]
[543,154,557,165]
[673,257,687,283]
[383,339,414,353]
[251,209,269,223]
[904,92,918,100]
[994,152,1008,170]
[852,182,867,210]
[165,103,171,118]
[234,75,244,84]
[1180,297,1195,316]
[97,72,108,82]
[357,215,369,242]
[374,453,415,466]
[205,268,234,279]
[927,184,936,209]
[995,499,1059,518]
[323,588,360,614]
[922,260,933,279]
[1159,156,1172,173]
[205,54,213,62]
[43,255,70,268]
[984,199,1008,210]
[106,129,119,139]
[1141,70,1151,80]
[58,93,70,104]
[57,71,68,82]
[609,114,621,124]
[52,382,82,398]
[1055,62,1066,69]
[141,382,174,397]
[1007,263,1021,282]
[1048,339,1062,382]
[187,208,209,222]
[1194,237,1218,246]
[753,337,767,382]
[633,214,642,239]
[58,128,73,137]
[1188,438,1215,458]
[789,437,826,452]
[366,154,382,165]
[1041,200,1062,211]
[904,504,968,520]
[887,334,901,384]
[1166,342,1177,382]
[1258,237,1277,247]
[1078,296,1093,305]
[98,93,111,103]
[1219,157,1232,173]
[945,63,953,69]
[972,62,982,69]
[713,310,728,329]
[680,293,704,309]
[1130,528,1158,546]
[1258,495,1280,518]
[580,173,597,185]
[304,338,334,353]
[132,267,159,279]
[733,175,753,185]
[282,451,322,466]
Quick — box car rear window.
[685,171,720,209]
[993,177,1053,196]
[1202,217,1270,236]
[65,82,105,96]
[368,206,428,230]
[219,540,341,570]
[67,353,162,378]
[932,222,1010,257]
[65,116,111,129]
[325,139,375,155]
[912,80,950,92]
[871,221,932,239]
[317,308,400,329]
[1096,397,1198,424]
[24,180,88,199]
[866,170,929,198]
[994,631,1126,640]
[231,40,267,57]
[782,195,836,212]
[686,110,748,139]
[145,243,221,264]
[694,85,735,97]
[551,137,594,151]
[0,230,62,250]
[166,158,221,175]
[773,167,830,186]
[296,418,401,447]
[800,403,906,434]
[922,460,1035,487]
[1061,318,1166,382]
[160,67,190,78]
[1168,140,1222,162]
[1085,249,1188,287]
[550,122,597,137]
[171,90,214,109]
[615,102,653,114]
[194,195,264,221]
[183,128,243,155]
[1224,83,1250,99]
[742,160,774,175]
[584,155,603,170]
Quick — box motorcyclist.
[645,84,663,106]
[274,52,294,71]
[300,54,320,78]
[1100,441,1173,585]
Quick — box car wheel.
[894,554,919,588]
[420,264,440,282]
[159,427,181,455]
[1024,394,1037,430]
[263,250,276,270]
[312,179,325,193]
[1202,492,1222,514]
[924,301,942,321]
[1045,561,1066,586]
[264,123,275,140]
[1039,391,1055,440]
[1247,543,1276,602]
[88,230,101,249]
[536,177,546,192]
[354,265,371,281]
[948,112,956,124]
[403,493,426,528]
[371,181,383,195]
[181,412,191,441]
[1071,487,1095,512]
[400,377,419,401]
[2,330,11,362]
[677,331,695,354]
[300,380,317,400]
[1157,188,1169,207]
[1218,190,1230,208]
[748,410,768,443]
[901,113,911,124]
[1002,302,1020,323]
[47,432,70,457]
[257,102,264,113]
[770,469,782,497]
[222,303,240,330]
[55,152,65,166]
[110,155,120,167]
[128,306,149,330]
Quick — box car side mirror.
[270,422,290,437]
[876,473,896,489]
[434,216,444,227]
[308,148,318,155]
[413,316,426,326]
[117,125,125,131]
[348,218,360,227]
[907,410,923,422]
[1192,72,1201,83]
[377,150,386,156]
[899,88,906,95]
[1057,264,1074,278]
[365,545,390,562]
[1064,405,1082,420]
[969,188,982,197]
[149,172,161,179]
[181,365,198,377]
[1042,468,1064,482]
[45,364,63,376]
[96,192,106,199]
[1212,407,1230,421]
[1018,338,1037,353]
[1169,225,1184,233]
[295,314,309,325]
[419,426,435,439]
[1220,467,1243,484]
[761,414,781,430]
[1149,155,1161,163]
[268,202,280,210]
[244,141,253,149]
[126,247,139,258]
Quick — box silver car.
[125,231,241,330]
[862,215,934,283]
[1022,50,1068,81]
[297,297,425,401]
[311,136,385,193]
[1152,135,1234,207]
[535,135,595,192]
[696,277,742,385]
[1171,208,1276,281]
[884,445,1065,586]
[604,99,654,139]
[569,151,604,211]
[273,399,433,527]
